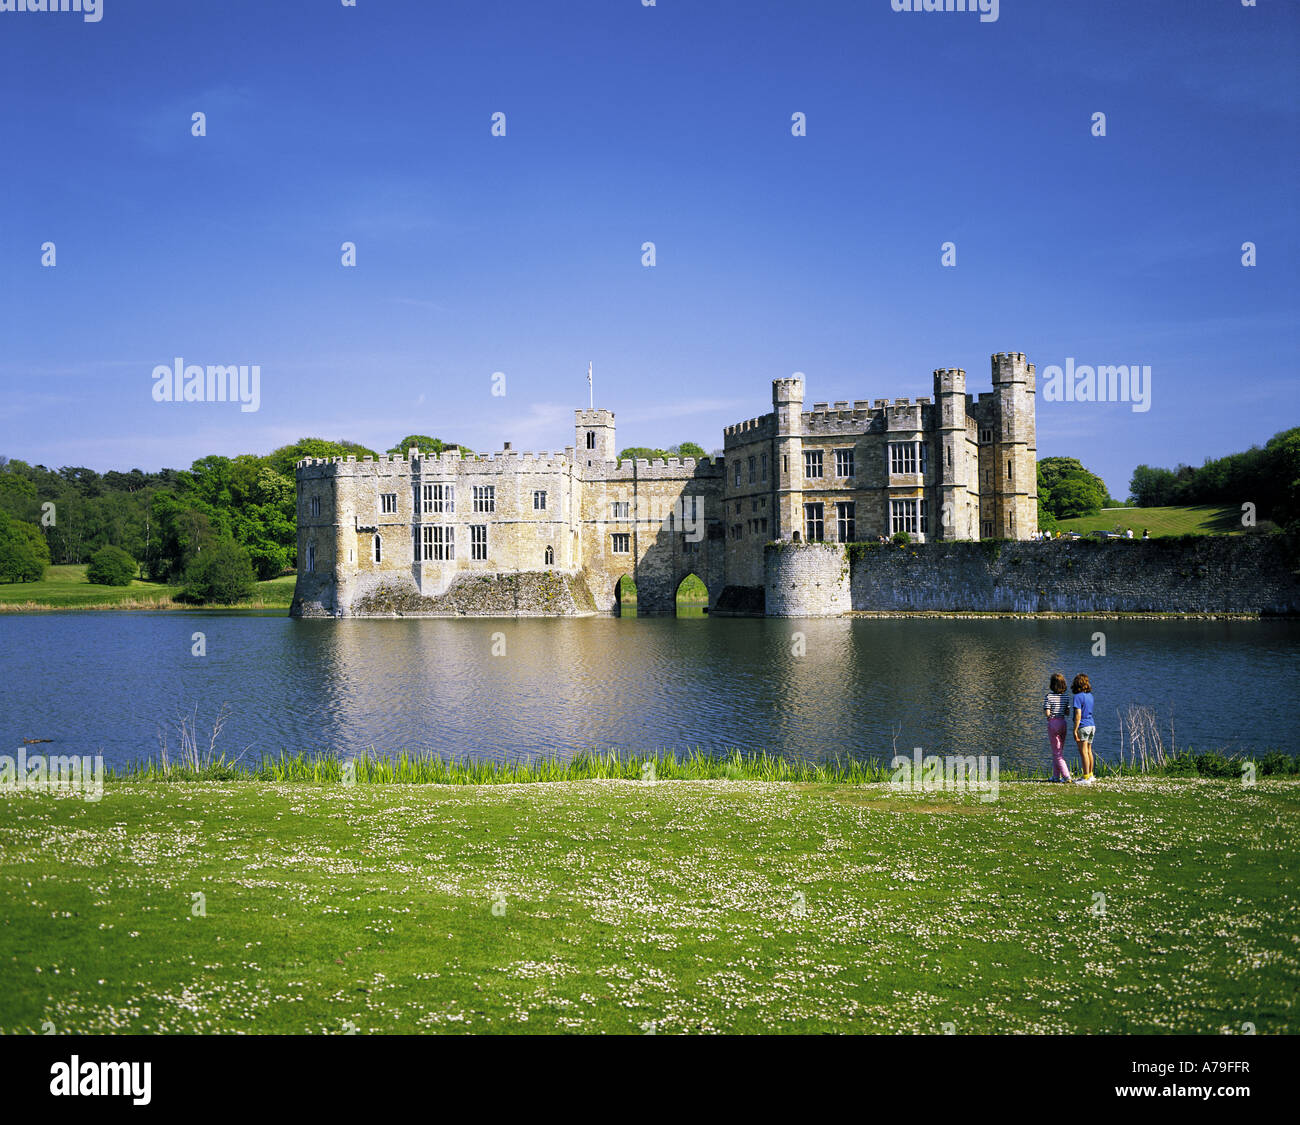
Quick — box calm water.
[1,613,1297,772]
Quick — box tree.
[265,438,379,480]
[180,538,256,604]
[86,545,137,586]
[1129,464,1179,507]
[1037,457,1108,520]
[617,442,708,462]
[1051,476,1107,520]
[385,435,470,458]
[0,511,49,583]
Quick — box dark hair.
[1050,673,1067,693]
[1072,673,1091,694]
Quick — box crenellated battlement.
[724,413,776,442]
[600,455,724,480]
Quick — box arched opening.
[373,534,382,564]
[614,574,637,617]
[675,573,708,617]
[544,545,554,566]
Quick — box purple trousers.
[1048,717,1071,780]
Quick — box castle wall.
[761,537,1300,617]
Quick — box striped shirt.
[1043,692,1070,718]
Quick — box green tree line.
[0,434,467,592]
[1129,428,1300,530]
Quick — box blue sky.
[1,0,1296,498]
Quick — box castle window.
[586,431,596,450]
[761,453,768,481]
[1007,460,1013,481]
[803,450,823,479]
[380,493,397,514]
[544,545,554,566]
[889,499,920,537]
[310,496,320,518]
[920,499,929,535]
[888,442,926,476]
[734,462,742,487]
[472,485,495,513]
[422,525,454,561]
[423,483,455,513]
[533,490,547,511]
[305,541,316,573]
[783,455,788,475]
[470,525,488,560]
[748,456,756,483]
[836,501,855,543]
[835,449,855,478]
[611,533,630,554]
[980,428,993,444]
[803,502,825,542]
[947,447,952,468]
[982,520,993,539]
[612,500,630,519]
[436,484,455,513]
[751,499,758,513]
[373,534,382,563]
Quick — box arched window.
[373,534,382,563]
[305,541,316,573]
[586,431,596,449]
[544,545,554,566]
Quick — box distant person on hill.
[1043,673,1072,783]
[1071,673,1097,785]
[1125,528,1134,539]
[1142,528,1150,539]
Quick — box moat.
[4,614,1297,772]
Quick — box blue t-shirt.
[1073,692,1095,727]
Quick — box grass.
[1055,504,1241,538]
[1,775,1296,1033]
[113,746,1300,786]
[0,563,296,611]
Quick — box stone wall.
[764,542,852,616]
[293,570,597,618]
[843,537,1300,616]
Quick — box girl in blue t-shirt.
[1071,673,1096,785]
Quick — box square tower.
[575,409,616,469]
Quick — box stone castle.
[291,352,1037,617]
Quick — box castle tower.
[772,376,805,539]
[933,367,970,540]
[991,352,1038,538]
[575,408,616,471]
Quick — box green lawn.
[0,563,295,610]
[1055,504,1241,537]
[1,777,1295,1034]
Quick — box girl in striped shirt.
[1043,673,1072,783]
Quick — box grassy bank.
[0,564,295,611]
[1,776,1295,1034]
[1055,504,1240,537]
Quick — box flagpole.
[588,362,593,409]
